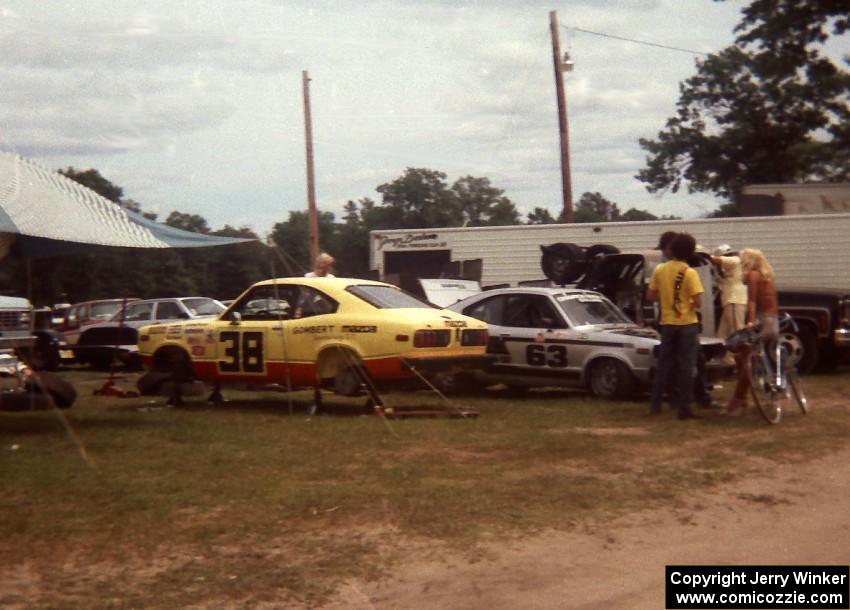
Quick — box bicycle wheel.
[750,352,782,424]
[787,370,809,415]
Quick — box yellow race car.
[136,277,490,403]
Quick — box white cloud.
[0,0,752,235]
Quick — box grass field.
[1,368,848,608]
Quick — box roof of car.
[253,277,389,289]
[481,286,602,296]
[448,286,607,309]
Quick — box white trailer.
[371,214,850,372]
[370,213,850,291]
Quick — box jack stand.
[207,384,224,405]
[351,365,387,416]
[308,386,324,416]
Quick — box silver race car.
[447,286,727,399]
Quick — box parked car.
[135,277,490,401]
[446,286,727,399]
[58,298,139,345]
[73,297,226,369]
[0,295,76,410]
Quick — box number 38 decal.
[525,344,568,367]
[219,331,265,373]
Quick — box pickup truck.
[777,288,850,372]
[0,295,76,410]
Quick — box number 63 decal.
[525,344,568,367]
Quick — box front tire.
[749,353,782,424]
[787,370,808,415]
[588,358,634,400]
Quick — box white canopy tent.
[0,152,252,258]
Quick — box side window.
[231,285,301,321]
[463,295,506,325]
[505,295,567,329]
[295,287,338,319]
[155,301,185,320]
[123,303,154,322]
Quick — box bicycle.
[727,313,809,424]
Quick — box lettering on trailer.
[376,232,445,250]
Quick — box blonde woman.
[727,248,779,414]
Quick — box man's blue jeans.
[651,323,700,414]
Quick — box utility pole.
[302,70,320,263]
[549,10,574,223]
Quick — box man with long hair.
[647,232,704,420]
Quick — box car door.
[211,284,337,386]
[213,285,300,384]
[463,293,574,384]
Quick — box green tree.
[619,208,659,222]
[451,175,520,226]
[526,207,558,224]
[573,192,621,223]
[268,210,338,276]
[376,168,462,228]
[59,167,124,202]
[639,0,849,203]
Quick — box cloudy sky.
[0,0,747,237]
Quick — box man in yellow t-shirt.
[646,232,704,420]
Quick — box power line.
[564,25,708,56]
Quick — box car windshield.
[181,298,225,316]
[347,285,436,309]
[90,302,124,319]
[555,294,632,326]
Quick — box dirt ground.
[328,429,850,609]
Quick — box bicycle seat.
[725,326,760,351]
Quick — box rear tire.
[334,365,366,397]
[749,353,782,424]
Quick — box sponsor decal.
[184,327,206,335]
[191,345,206,356]
[443,320,468,328]
[205,331,216,344]
[341,325,378,333]
[293,325,335,335]
[149,327,166,335]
